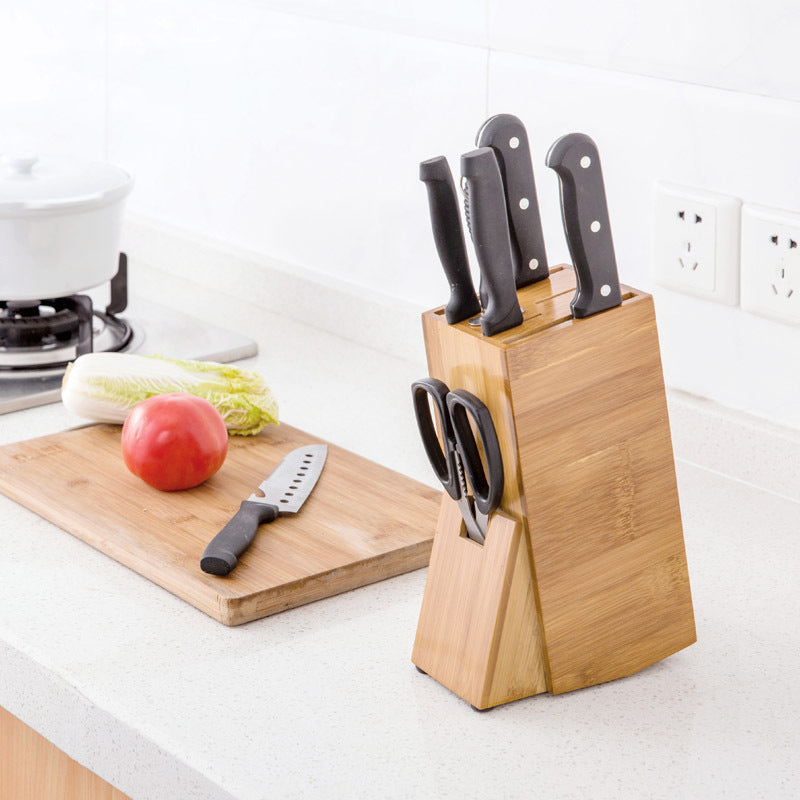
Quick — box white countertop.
[1,278,798,800]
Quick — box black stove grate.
[0,296,90,349]
[0,253,132,371]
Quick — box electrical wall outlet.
[652,181,741,305]
[740,203,800,325]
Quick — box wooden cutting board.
[0,423,440,625]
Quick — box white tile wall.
[5,0,800,432]
[107,0,487,309]
[486,52,800,429]
[486,51,800,292]
[254,0,487,46]
[0,0,106,158]
[489,0,800,103]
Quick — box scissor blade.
[454,452,470,500]
[454,453,485,544]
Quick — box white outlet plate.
[652,181,741,305]
[741,203,800,325]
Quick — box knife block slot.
[456,517,478,543]
[412,498,547,709]
[412,266,696,707]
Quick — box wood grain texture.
[0,705,129,800]
[411,498,547,709]
[507,289,696,693]
[420,265,696,698]
[0,423,441,625]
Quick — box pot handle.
[1,155,39,175]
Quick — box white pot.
[0,154,134,301]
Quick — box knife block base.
[412,497,548,710]
[413,266,696,706]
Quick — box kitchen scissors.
[411,377,504,544]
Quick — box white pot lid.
[0,154,133,215]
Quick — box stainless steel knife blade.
[253,443,327,513]
[200,444,328,576]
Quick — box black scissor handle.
[445,389,504,517]
[411,377,460,500]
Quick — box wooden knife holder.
[412,266,696,708]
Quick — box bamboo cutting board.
[0,423,440,625]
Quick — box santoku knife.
[200,444,327,576]
[419,156,481,324]
[476,113,549,287]
[461,147,523,337]
[545,132,622,318]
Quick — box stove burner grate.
[0,253,133,371]
[1,300,85,349]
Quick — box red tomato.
[121,393,228,491]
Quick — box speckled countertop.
[0,274,798,800]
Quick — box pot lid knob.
[1,155,39,175]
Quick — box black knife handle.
[476,114,549,287]
[461,148,523,337]
[545,133,622,318]
[200,500,279,576]
[419,157,481,324]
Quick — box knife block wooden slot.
[412,265,696,706]
[412,499,547,709]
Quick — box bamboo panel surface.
[420,265,696,698]
[0,423,440,625]
[412,499,547,708]
[0,706,129,800]
[506,291,696,693]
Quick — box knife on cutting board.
[545,132,622,318]
[200,444,327,576]
[461,147,523,337]
[419,156,481,324]
[476,114,549,287]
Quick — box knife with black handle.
[545,132,622,318]
[461,147,523,336]
[476,114,549,287]
[419,156,481,324]
[201,444,327,576]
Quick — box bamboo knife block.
[412,265,696,708]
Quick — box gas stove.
[0,253,257,414]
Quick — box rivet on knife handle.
[476,113,549,287]
[419,156,481,324]
[461,148,523,337]
[545,133,622,318]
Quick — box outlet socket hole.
[790,239,798,249]
[771,235,779,245]
[678,211,685,220]
[695,214,702,223]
